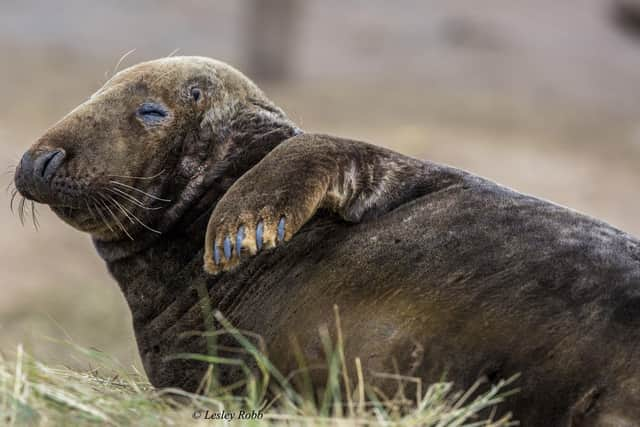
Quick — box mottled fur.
[14,57,640,426]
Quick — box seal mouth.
[13,158,172,239]
[14,164,118,234]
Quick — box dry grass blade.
[0,335,517,427]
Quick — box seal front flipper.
[203,133,462,274]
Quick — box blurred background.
[1,0,640,372]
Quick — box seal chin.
[14,148,100,227]
[14,159,105,233]
[50,205,100,231]
[50,204,122,240]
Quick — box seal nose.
[33,149,65,183]
[15,148,66,201]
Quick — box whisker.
[106,187,163,210]
[106,193,161,234]
[10,189,18,213]
[106,187,144,205]
[97,194,133,240]
[104,193,135,225]
[96,194,122,228]
[3,165,17,177]
[109,181,171,202]
[85,199,98,222]
[18,197,26,225]
[106,169,166,181]
[90,195,114,234]
[5,180,15,194]
[148,69,176,87]
[166,48,180,58]
[112,48,136,76]
[30,202,39,230]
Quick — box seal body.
[13,56,640,426]
[100,166,640,426]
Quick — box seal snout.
[15,148,66,203]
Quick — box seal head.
[14,56,298,245]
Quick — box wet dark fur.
[14,57,640,426]
[101,159,640,426]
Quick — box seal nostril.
[39,153,56,178]
[34,149,66,184]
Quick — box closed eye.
[137,102,169,125]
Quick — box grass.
[0,310,518,427]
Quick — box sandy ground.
[1,0,639,370]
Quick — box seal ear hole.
[190,87,202,103]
